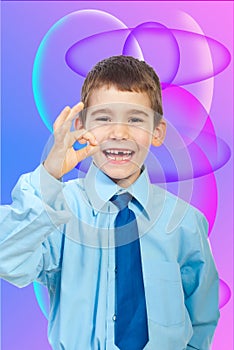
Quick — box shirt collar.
[84,162,151,218]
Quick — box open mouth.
[103,149,134,161]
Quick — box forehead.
[87,85,152,109]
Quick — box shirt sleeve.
[0,164,72,287]
[181,211,220,350]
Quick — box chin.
[101,165,141,185]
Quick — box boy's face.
[79,86,166,187]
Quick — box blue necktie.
[111,193,149,350]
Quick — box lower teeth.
[106,154,130,161]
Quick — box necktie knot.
[111,193,132,211]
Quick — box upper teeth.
[105,150,132,155]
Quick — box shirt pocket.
[144,261,185,326]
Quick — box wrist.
[43,159,63,180]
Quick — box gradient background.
[1,1,233,349]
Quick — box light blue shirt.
[0,163,219,350]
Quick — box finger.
[75,144,99,163]
[54,102,84,136]
[78,139,88,144]
[66,101,84,122]
[71,130,98,146]
[53,106,71,131]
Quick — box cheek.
[133,129,153,148]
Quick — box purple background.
[1,1,233,349]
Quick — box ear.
[151,119,167,147]
[74,116,84,130]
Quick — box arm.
[181,212,220,350]
[0,102,98,287]
[0,165,71,287]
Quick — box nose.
[109,122,129,140]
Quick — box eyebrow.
[90,108,113,116]
[127,109,150,117]
[90,108,150,117]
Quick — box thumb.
[75,144,99,163]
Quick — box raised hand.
[43,102,99,179]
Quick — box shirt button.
[114,267,117,273]
[112,314,117,321]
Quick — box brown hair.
[81,55,163,121]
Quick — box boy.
[0,56,219,350]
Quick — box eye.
[128,117,144,124]
[95,116,112,122]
